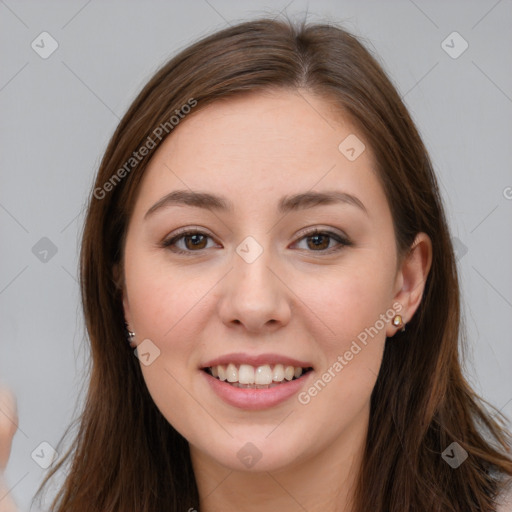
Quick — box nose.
[216,241,292,334]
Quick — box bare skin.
[121,89,432,511]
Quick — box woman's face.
[121,89,425,472]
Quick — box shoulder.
[496,478,512,512]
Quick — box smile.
[203,363,313,388]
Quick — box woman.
[2,16,512,512]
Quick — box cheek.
[124,251,214,417]
[295,259,394,352]
[125,249,211,341]
[140,359,207,449]
[294,269,390,437]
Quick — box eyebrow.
[144,189,368,219]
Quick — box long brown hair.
[34,16,512,511]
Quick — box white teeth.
[284,365,295,381]
[226,363,238,383]
[217,365,227,381]
[272,364,285,382]
[207,363,309,386]
[255,364,272,385]
[238,364,255,384]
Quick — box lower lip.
[202,370,313,410]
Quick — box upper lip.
[201,352,313,369]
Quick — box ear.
[386,232,433,337]
[113,262,131,326]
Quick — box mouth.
[202,363,314,389]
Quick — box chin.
[196,432,310,473]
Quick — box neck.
[190,405,369,512]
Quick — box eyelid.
[166,225,213,238]
[293,224,348,240]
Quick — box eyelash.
[161,227,352,255]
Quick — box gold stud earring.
[392,314,406,332]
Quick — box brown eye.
[162,228,351,256]
[306,233,331,251]
[294,229,351,253]
[182,233,208,250]
[162,230,216,254]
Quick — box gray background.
[1,1,511,510]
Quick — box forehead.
[132,89,388,221]
[156,89,366,167]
